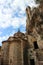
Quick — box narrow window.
[1,59,3,65]
[30,59,35,65]
[10,59,12,63]
[33,41,38,49]
[23,47,28,65]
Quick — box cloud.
[11,16,26,28]
[0,30,16,45]
[0,0,6,4]
[0,0,37,29]
[0,0,38,46]
[0,0,26,29]
[0,20,11,28]
[0,31,2,35]
[0,35,9,45]
[11,18,20,28]
[0,29,18,46]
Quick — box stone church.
[0,2,43,65]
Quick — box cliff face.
[26,3,43,40]
[26,3,43,65]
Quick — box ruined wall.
[8,37,27,65]
[0,46,1,65]
[2,41,9,65]
[9,41,18,65]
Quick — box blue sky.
[0,0,38,46]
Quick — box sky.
[0,0,38,46]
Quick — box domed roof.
[14,31,25,38]
[13,31,28,40]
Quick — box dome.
[14,31,25,39]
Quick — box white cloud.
[0,36,9,41]
[20,17,26,26]
[0,0,37,29]
[11,16,26,28]
[11,18,20,28]
[0,30,17,46]
[0,0,38,46]
[0,0,6,4]
[0,31,2,35]
[0,35,9,45]
[0,18,11,28]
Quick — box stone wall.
[0,46,1,65]
[2,41,9,65]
